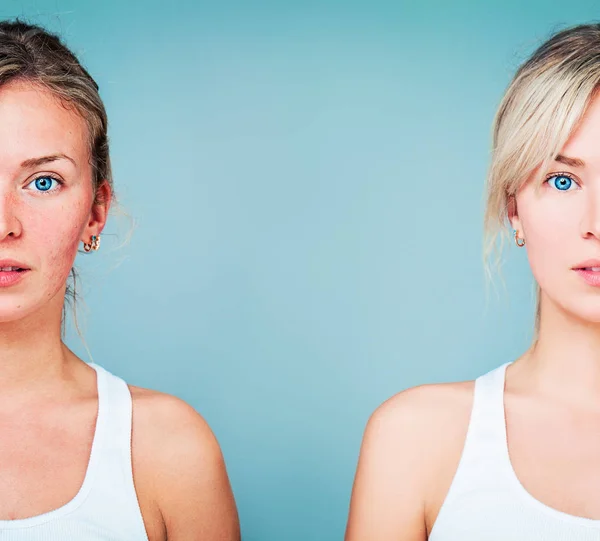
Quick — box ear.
[507,194,522,234]
[81,181,112,242]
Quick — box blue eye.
[547,174,576,191]
[28,175,61,193]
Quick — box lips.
[0,263,30,287]
[0,260,30,272]
[573,260,600,271]
[573,261,600,287]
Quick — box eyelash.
[27,174,64,195]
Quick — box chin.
[0,286,63,323]
[0,300,40,322]
[558,297,600,325]
[576,311,600,325]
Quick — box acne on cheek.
[41,235,79,278]
[35,204,90,295]
[40,240,81,301]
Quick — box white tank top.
[0,362,149,540]
[429,362,600,540]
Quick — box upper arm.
[345,388,431,541]
[135,391,240,541]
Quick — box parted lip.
[573,259,600,270]
[0,259,30,270]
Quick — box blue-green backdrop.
[2,1,597,539]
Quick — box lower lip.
[0,270,29,287]
[575,269,600,287]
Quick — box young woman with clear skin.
[0,20,240,540]
[346,23,600,540]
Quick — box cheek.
[519,191,581,282]
[27,201,89,289]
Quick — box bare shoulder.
[128,385,240,541]
[128,385,219,458]
[346,379,475,541]
[362,379,475,499]
[369,379,475,442]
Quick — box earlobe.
[507,195,526,247]
[81,181,111,249]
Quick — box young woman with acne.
[346,23,600,541]
[0,20,240,541]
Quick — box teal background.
[1,1,597,539]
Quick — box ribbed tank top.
[429,362,600,540]
[0,362,149,540]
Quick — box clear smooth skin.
[0,80,240,541]
[345,91,600,541]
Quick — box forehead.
[0,79,89,169]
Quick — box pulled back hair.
[0,19,113,333]
[484,23,600,333]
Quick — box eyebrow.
[555,154,586,168]
[20,153,76,169]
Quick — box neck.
[520,291,600,405]
[0,291,73,400]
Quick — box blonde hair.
[484,23,600,333]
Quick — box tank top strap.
[468,361,512,450]
[90,363,134,461]
[82,363,148,539]
[439,362,515,504]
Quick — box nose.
[0,190,23,241]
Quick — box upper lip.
[573,259,600,269]
[0,259,30,269]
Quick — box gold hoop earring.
[514,230,526,247]
[83,234,101,253]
